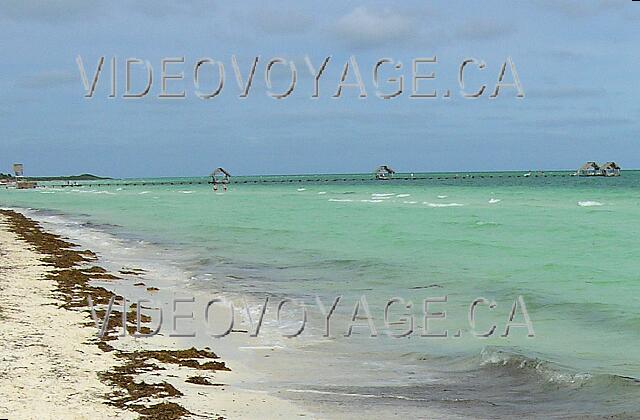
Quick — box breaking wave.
[423,202,464,207]
[578,201,603,207]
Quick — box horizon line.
[16,167,638,180]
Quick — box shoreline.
[0,209,312,419]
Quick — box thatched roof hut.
[575,161,622,177]
[375,165,395,180]
[576,161,600,176]
[600,162,621,177]
[211,167,231,184]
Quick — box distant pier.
[40,172,577,189]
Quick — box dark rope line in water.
[41,173,571,188]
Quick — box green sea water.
[2,171,639,417]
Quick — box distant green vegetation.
[29,174,111,181]
[0,173,110,181]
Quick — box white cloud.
[333,7,415,49]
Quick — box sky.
[0,0,639,177]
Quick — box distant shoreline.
[3,168,638,183]
[10,174,110,181]
[0,173,110,182]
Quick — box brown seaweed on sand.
[185,376,225,386]
[120,267,147,276]
[0,210,229,420]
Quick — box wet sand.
[0,209,311,419]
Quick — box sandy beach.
[0,209,312,419]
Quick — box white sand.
[0,213,314,419]
[0,214,134,420]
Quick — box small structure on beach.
[15,181,37,189]
[375,165,396,180]
[576,161,621,177]
[11,163,37,189]
[13,163,24,178]
[599,162,621,177]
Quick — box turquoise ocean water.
[2,171,639,418]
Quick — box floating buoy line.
[42,172,573,189]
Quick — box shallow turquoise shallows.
[2,171,639,417]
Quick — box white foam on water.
[286,389,379,399]
[328,198,353,202]
[21,210,204,289]
[578,201,603,207]
[317,191,327,195]
[238,345,285,351]
[371,193,395,197]
[476,221,499,226]
[437,195,448,199]
[39,191,56,194]
[396,194,411,198]
[284,389,426,402]
[489,198,501,204]
[297,188,306,191]
[138,191,150,195]
[423,202,464,207]
[361,199,384,203]
[179,191,194,194]
[403,201,418,204]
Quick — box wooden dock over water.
[43,173,573,188]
